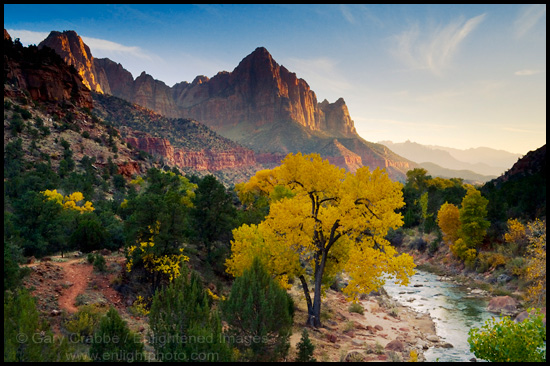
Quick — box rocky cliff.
[92,93,258,175]
[38,30,107,94]
[4,30,92,109]
[124,132,256,172]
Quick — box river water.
[383,269,497,362]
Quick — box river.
[383,269,497,362]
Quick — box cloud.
[81,36,153,61]
[390,14,486,75]
[339,4,356,24]
[7,29,155,62]
[514,4,546,39]
[514,69,542,76]
[6,29,49,45]
[503,126,538,134]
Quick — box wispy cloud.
[7,29,154,61]
[514,4,546,39]
[390,14,486,76]
[6,29,49,45]
[81,36,153,61]
[503,126,538,134]
[514,69,542,76]
[283,56,352,97]
[339,4,356,24]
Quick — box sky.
[4,4,546,154]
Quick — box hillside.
[92,93,261,185]
[418,162,497,185]
[481,144,546,221]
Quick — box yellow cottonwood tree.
[226,153,415,327]
[437,202,461,243]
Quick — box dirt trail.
[55,259,94,313]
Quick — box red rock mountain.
[4,30,92,109]
[37,30,416,180]
[38,30,108,94]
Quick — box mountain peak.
[38,30,105,93]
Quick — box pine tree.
[222,257,294,361]
[296,328,316,362]
[148,266,232,362]
[89,307,144,362]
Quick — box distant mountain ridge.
[379,140,521,178]
[38,30,417,181]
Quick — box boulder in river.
[487,296,519,316]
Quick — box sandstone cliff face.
[4,34,93,109]
[173,47,357,138]
[94,58,134,100]
[38,30,106,94]
[124,133,256,171]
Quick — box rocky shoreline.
[288,287,442,362]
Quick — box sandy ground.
[287,286,440,362]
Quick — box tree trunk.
[307,250,327,328]
[299,275,313,322]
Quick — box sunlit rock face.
[173,47,358,138]
[38,30,107,94]
[5,30,93,109]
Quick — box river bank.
[287,284,441,362]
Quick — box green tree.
[296,328,316,362]
[454,187,490,265]
[190,175,237,254]
[222,257,294,361]
[123,168,196,290]
[89,307,144,362]
[70,213,108,253]
[4,288,71,361]
[468,309,546,362]
[148,265,232,362]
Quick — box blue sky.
[4,4,546,154]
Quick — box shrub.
[64,304,107,339]
[409,237,427,252]
[89,307,144,362]
[348,302,364,315]
[4,288,70,361]
[468,309,546,362]
[296,328,316,362]
[93,254,106,272]
[505,257,526,277]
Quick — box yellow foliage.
[41,189,94,213]
[226,153,415,303]
[504,218,526,245]
[523,219,546,306]
[437,202,461,243]
[126,222,189,282]
[409,349,418,362]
